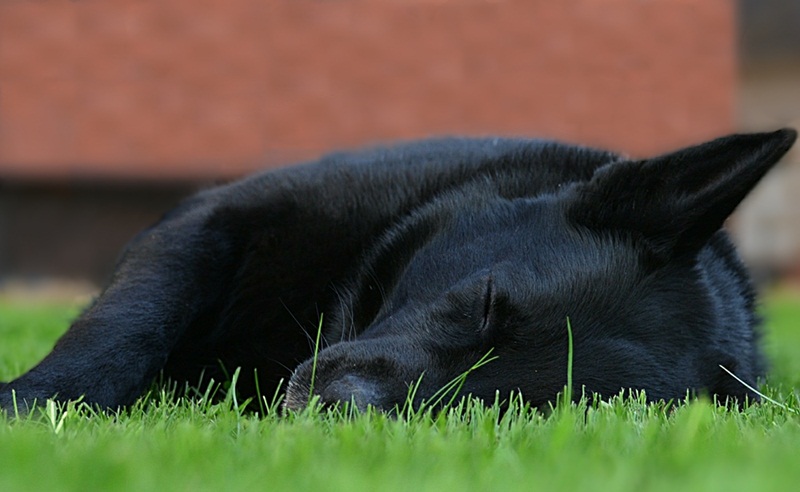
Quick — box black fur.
[1,130,796,412]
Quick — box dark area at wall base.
[0,180,201,284]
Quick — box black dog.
[1,129,796,413]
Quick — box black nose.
[319,375,381,410]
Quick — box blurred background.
[0,0,798,299]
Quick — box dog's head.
[285,129,797,412]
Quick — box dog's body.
[1,130,796,412]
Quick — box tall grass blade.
[566,317,574,402]
[718,364,797,413]
[308,314,324,402]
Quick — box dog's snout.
[319,374,381,410]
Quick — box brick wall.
[0,0,735,180]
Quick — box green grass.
[1,293,799,492]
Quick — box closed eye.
[481,275,495,333]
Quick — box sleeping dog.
[1,129,796,412]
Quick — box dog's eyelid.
[480,275,495,333]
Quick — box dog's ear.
[570,129,797,257]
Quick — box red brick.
[0,0,735,180]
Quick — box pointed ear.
[569,129,797,257]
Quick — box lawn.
[1,292,799,492]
